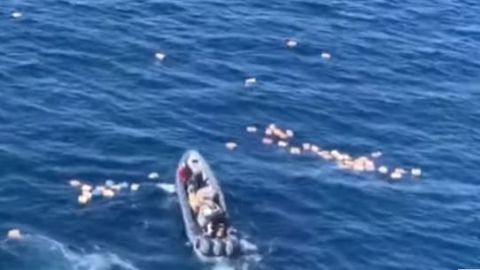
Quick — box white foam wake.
[156,183,175,194]
[212,262,236,270]
[208,238,262,270]
[1,234,138,270]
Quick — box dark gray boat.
[176,150,247,262]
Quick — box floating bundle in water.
[11,11,22,19]
[378,166,389,174]
[321,52,331,59]
[285,38,298,48]
[7,229,22,240]
[289,147,301,155]
[81,184,92,193]
[225,142,238,150]
[244,77,256,87]
[67,171,174,205]
[262,137,273,145]
[246,126,258,133]
[130,183,140,192]
[148,172,159,180]
[155,52,166,61]
[411,168,422,177]
[245,123,422,182]
[68,178,149,205]
[78,194,90,204]
[102,189,115,198]
[277,140,288,148]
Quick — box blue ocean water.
[0,0,479,269]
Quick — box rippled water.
[1,0,479,269]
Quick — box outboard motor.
[196,237,212,256]
[225,236,239,257]
[212,238,225,257]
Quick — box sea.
[0,0,479,269]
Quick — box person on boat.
[197,201,222,225]
[215,223,226,238]
[205,221,226,238]
[206,222,215,237]
[182,157,207,212]
[188,185,201,213]
[197,199,226,238]
[184,157,207,191]
[178,164,192,183]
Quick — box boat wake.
[212,262,236,270]
[156,183,176,194]
[0,233,138,270]
[208,239,262,270]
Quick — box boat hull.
[176,150,240,262]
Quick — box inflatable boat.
[176,150,246,262]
